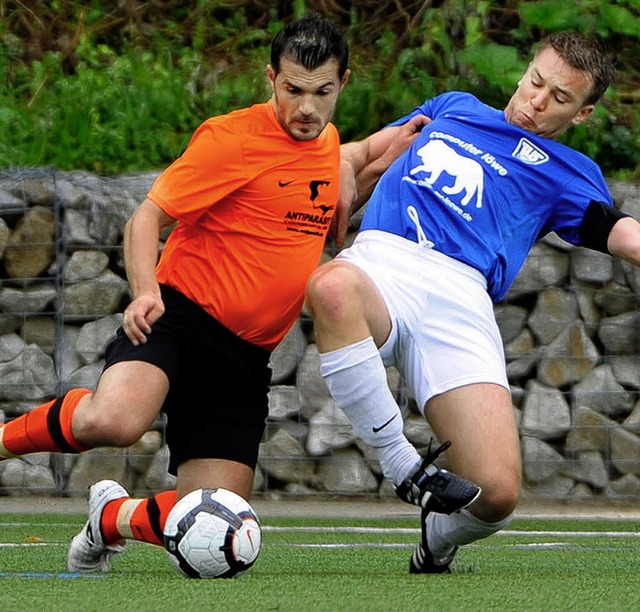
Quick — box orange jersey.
[149,101,340,351]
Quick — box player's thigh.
[176,458,255,501]
[425,383,521,509]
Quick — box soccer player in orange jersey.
[0,13,445,575]
[0,13,354,573]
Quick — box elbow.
[607,217,640,265]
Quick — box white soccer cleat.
[67,479,129,573]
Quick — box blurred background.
[0,0,638,177]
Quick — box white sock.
[319,337,420,486]
[427,508,514,559]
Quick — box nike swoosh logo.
[372,414,398,433]
[278,180,294,187]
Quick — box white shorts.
[336,230,508,412]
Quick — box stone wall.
[1,167,639,501]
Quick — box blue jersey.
[360,92,614,302]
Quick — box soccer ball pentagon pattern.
[163,488,262,579]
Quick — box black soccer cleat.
[409,506,458,574]
[394,440,481,514]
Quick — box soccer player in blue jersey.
[306,32,640,573]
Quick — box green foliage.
[0,37,269,173]
[0,0,638,177]
[518,0,640,36]
[457,42,526,91]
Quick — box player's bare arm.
[331,114,431,247]
[349,113,431,205]
[607,216,640,265]
[122,198,177,345]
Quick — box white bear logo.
[410,139,484,208]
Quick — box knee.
[75,409,146,447]
[472,472,521,522]
[305,264,361,323]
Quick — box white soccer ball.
[163,488,262,579]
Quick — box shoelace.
[421,439,451,467]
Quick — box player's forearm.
[342,116,430,208]
[340,129,400,209]
[123,200,165,299]
[352,153,397,207]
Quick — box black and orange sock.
[100,497,129,546]
[111,490,177,547]
[0,388,91,459]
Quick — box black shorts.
[103,284,271,474]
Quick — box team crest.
[511,138,549,165]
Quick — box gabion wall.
[1,167,639,501]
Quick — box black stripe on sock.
[46,394,79,453]
[147,496,166,545]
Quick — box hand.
[122,292,165,346]
[380,114,431,165]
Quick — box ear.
[340,69,351,91]
[266,64,276,92]
[572,104,594,126]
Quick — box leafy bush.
[0,0,638,177]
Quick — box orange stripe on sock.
[0,389,92,457]
[154,490,177,532]
[1,398,58,456]
[101,497,128,545]
[59,388,91,452]
[130,490,177,546]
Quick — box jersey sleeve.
[147,119,250,224]
[544,167,627,253]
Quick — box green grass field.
[1,511,639,611]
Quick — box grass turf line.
[0,514,639,611]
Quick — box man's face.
[504,46,595,139]
[268,56,349,141]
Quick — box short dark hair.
[536,32,615,105]
[270,13,349,79]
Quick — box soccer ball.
[163,488,262,579]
